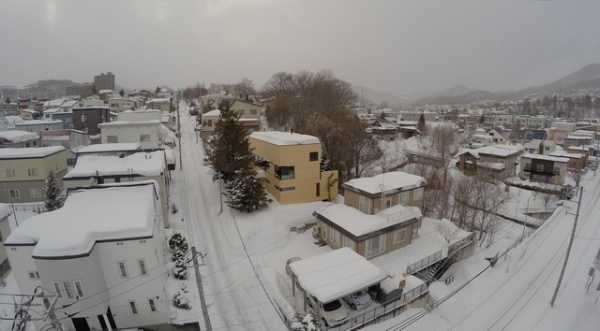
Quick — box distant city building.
[65,83,95,97]
[94,72,115,91]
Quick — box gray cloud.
[1,0,599,95]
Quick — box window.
[238,109,245,115]
[553,167,560,174]
[28,271,39,279]
[365,234,385,258]
[138,259,147,276]
[207,120,213,127]
[5,169,15,178]
[393,229,406,244]
[400,191,409,204]
[414,187,424,200]
[8,189,19,199]
[63,281,74,299]
[81,127,88,133]
[343,236,356,250]
[385,198,392,209]
[148,299,157,312]
[359,196,371,214]
[140,134,150,142]
[524,163,531,170]
[107,135,118,143]
[27,168,38,177]
[118,261,128,278]
[274,166,295,180]
[129,301,138,314]
[53,282,63,298]
[536,164,544,172]
[309,152,319,161]
[30,189,42,198]
[316,183,320,197]
[250,109,257,115]
[80,114,88,122]
[329,227,341,244]
[74,281,85,298]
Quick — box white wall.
[118,110,162,122]
[100,122,161,149]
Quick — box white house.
[469,128,494,148]
[0,203,12,280]
[4,182,170,331]
[99,120,161,149]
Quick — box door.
[72,317,90,331]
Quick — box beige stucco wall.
[230,101,263,121]
[344,187,424,214]
[249,138,338,204]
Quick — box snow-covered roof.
[43,99,65,107]
[76,143,141,154]
[98,119,161,127]
[459,145,523,158]
[146,98,171,103]
[4,116,23,125]
[65,150,166,179]
[289,247,387,303]
[315,204,421,238]
[0,203,12,221]
[60,100,78,108]
[0,146,65,159]
[0,130,39,142]
[43,108,60,114]
[203,109,221,117]
[15,119,62,125]
[549,151,584,159]
[343,171,426,195]
[164,147,175,165]
[250,131,320,146]
[521,153,569,163]
[4,182,158,258]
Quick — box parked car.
[561,184,574,200]
[286,257,301,277]
[307,295,349,327]
[343,289,372,310]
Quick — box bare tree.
[436,219,462,244]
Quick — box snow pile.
[344,171,427,194]
[64,150,166,178]
[0,130,38,142]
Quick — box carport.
[288,247,387,319]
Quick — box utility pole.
[550,186,583,307]
[177,91,183,170]
[191,246,211,331]
[42,295,64,331]
[218,173,223,215]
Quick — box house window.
[27,168,38,177]
[138,259,147,276]
[148,299,157,312]
[207,120,213,127]
[524,163,531,170]
[329,227,341,245]
[274,166,295,180]
[118,261,128,278]
[414,187,424,200]
[74,281,85,298]
[393,229,406,244]
[129,301,138,314]
[400,191,409,204]
[107,135,118,143]
[238,109,245,115]
[5,169,15,178]
[385,198,392,209]
[343,236,356,251]
[536,164,544,172]
[553,167,560,174]
[30,189,42,198]
[63,281,75,299]
[365,234,385,258]
[53,282,63,298]
[8,189,19,199]
[316,183,320,197]
[309,152,319,161]
[359,196,371,214]
[28,271,39,279]
[80,114,88,122]
[140,134,150,142]
[250,109,257,115]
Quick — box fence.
[406,250,443,274]
[12,203,47,213]
[324,283,430,331]
[448,234,474,256]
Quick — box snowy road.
[176,105,286,330]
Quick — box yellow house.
[0,146,68,203]
[249,131,338,204]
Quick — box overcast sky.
[1,0,599,95]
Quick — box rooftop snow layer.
[65,150,165,178]
[459,145,523,158]
[76,143,141,154]
[0,146,64,159]
[521,153,569,163]
[4,183,157,258]
[316,204,421,237]
[289,247,387,303]
[98,120,161,127]
[0,130,39,142]
[344,171,426,194]
[250,131,320,146]
[203,109,220,117]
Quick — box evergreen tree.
[417,112,426,132]
[119,89,125,97]
[225,168,268,213]
[155,86,161,94]
[206,106,255,182]
[43,170,64,211]
[5,97,10,104]
[173,256,188,280]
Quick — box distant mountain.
[499,63,600,100]
[352,85,407,106]
[411,85,496,106]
